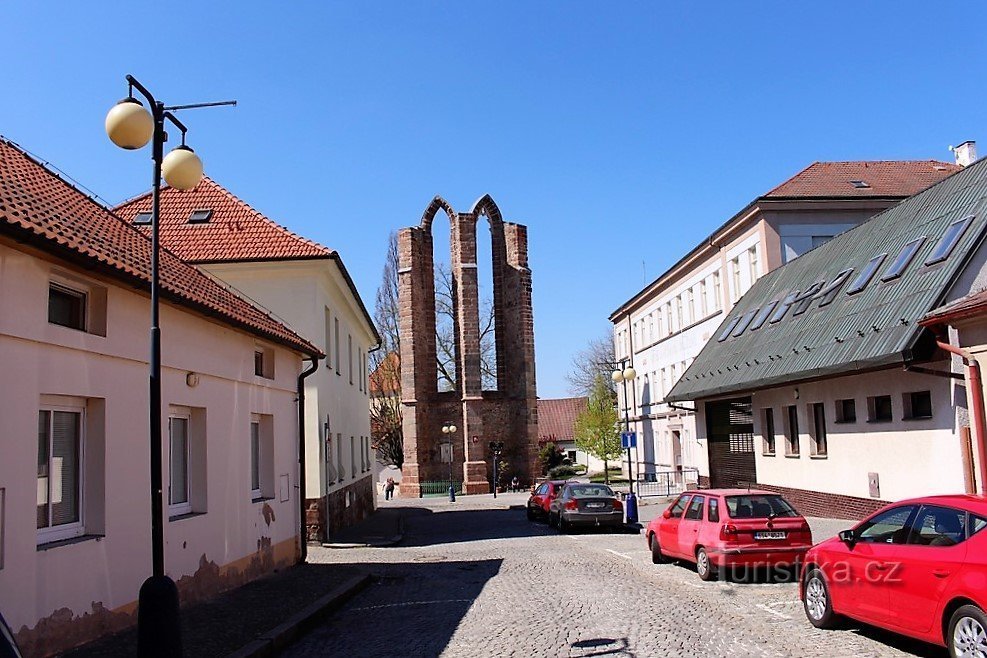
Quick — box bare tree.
[566,331,617,397]
[434,261,497,392]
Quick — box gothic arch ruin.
[399,195,538,496]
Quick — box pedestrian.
[511,476,519,493]
[385,477,395,500]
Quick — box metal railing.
[419,480,463,497]
[634,467,700,498]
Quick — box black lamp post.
[610,359,637,491]
[105,75,234,657]
[441,422,457,502]
[490,441,504,499]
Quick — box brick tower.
[398,195,538,496]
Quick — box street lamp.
[612,361,639,524]
[490,441,504,499]
[106,75,234,658]
[441,422,457,502]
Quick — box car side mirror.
[838,529,856,547]
[662,509,672,519]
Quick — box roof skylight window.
[716,317,740,342]
[133,212,152,225]
[846,253,887,295]
[925,215,974,266]
[880,237,926,282]
[749,300,779,331]
[817,269,854,307]
[850,180,870,189]
[731,309,758,337]
[792,281,825,316]
[188,209,213,224]
[769,290,800,324]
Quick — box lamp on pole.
[106,75,235,658]
[490,441,504,499]
[441,422,457,502]
[611,360,639,524]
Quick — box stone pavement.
[287,492,939,658]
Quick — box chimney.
[952,140,978,167]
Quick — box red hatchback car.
[645,489,813,581]
[526,480,570,521]
[801,495,987,657]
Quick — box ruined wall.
[399,196,538,496]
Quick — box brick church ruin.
[398,195,539,496]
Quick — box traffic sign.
[620,431,637,449]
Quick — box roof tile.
[537,397,588,443]
[765,160,961,198]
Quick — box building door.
[705,397,756,488]
[671,430,682,471]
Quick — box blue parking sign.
[620,431,636,449]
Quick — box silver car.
[549,483,624,532]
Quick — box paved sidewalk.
[323,506,405,548]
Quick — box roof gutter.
[297,355,322,562]
[934,339,987,495]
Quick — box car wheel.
[649,534,669,564]
[948,604,987,658]
[696,547,716,581]
[803,569,839,629]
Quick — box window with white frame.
[748,246,760,284]
[686,289,694,325]
[730,257,742,302]
[169,413,192,516]
[675,296,683,330]
[334,318,341,375]
[250,416,274,500]
[712,272,722,310]
[358,349,364,391]
[648,314,654,343]
[250,421,261,497]
[665,302,673,334]
[699,280,707,317]
[324,307,332,369]
[47,274,107,337]
[37,406,84,543]
[350,436,356,478]
[336,432,344,480]
[348,334,354,385]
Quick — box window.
[48,283,86,331]
[849,179,870,189]
[684,495,705,520]
[810,402,827,457]
[254,346,274,379]
[716,316,740,342]
[667,495,690,518]
[334,319,340,375]
[169,415,191,516]
[699,280,708,317]
[762,408,776,455]
[925,216,974,266]
[726,495,798,518]
[730,257,741,302]
[249,415,275,500]
[749,301,779,331]
[817,269,854,307]
[711,272,722,310]
[187,209,213,224]
[748,246,759,283]
[133,212,152,225]
[358,349,364,391]
[250,422,261,498]
[350,436,356,479]
[707,498,719,522]
[903,391,933,420]
[785,405,800,456]
[856,505,918,544]
[324,308,332,369]
[348,334,353,385]
[881,237,926,282]
[867,395,893,422]
[567,450,577,463]
[675,296,683,329]
[366,436,372,471]
[336,432,344,480]
[686,290,694,325]
[648,314,654,342]
[847,254,888,295]
[37,408,83,542]
[665,302,673,333]
[971,515,987,537]
[835,399,856,423]
[909,506,967,546]
[732,309,758,337]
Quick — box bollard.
[624,492,639,525]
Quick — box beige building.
[115,179,381,541]
[0,138,321,656]
[609,159,960,492]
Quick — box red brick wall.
[305,477,375,542]
[697,475,887,520]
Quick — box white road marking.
[756,602,793,619]
[680,580,705,589]
[351,599,474,611]
[605,548,633,560]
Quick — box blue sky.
[3,2,986,397]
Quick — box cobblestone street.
[287,494,944,658]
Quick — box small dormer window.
[134,212,152,225]
[188,209,213,224]
[850,180,870,189]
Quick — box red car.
[645,489,813,581]
[801,495,987,657]
[526,480,569,521]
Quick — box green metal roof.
[666,158,987,402]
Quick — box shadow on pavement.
[282,558,503,657]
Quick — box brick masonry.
[696,475,888,520]
[305,476,375,542]
[399,196,539,497]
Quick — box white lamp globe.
[449,425,457,433]
[624,367,637,381]
[105,98,153,150]
[611,370,623,383]
[162,145,203,190]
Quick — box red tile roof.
[765,160,961,199]
[114,177,332,263]
[923,288,987,326]
[0,137,321,358]
[369,352,400,397]
[537,397,588,443]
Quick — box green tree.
[574,374,622,485]
[537,442,565,475]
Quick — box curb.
[227,571,371,658]
[321,513,405,549]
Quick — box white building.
[667,155,987,518]
[610,160,961,488]
[115,179,380,541]
[0,138,321,656]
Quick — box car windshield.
[725,494,798,519]
[568,485,615,498]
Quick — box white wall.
[0,243,303,644]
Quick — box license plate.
[755,531,787,540]
[586,502,606,509]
